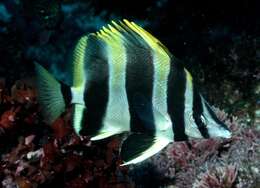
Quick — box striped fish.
[34,19,231,166]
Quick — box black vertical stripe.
[60,82,72,107]
[81,36,109,136]
[125,45,155,135]
[167,59,188,141]
[192,86,210,138]
[204,99,230,131]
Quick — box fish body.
[35,19,231,166]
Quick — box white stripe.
[152,52,172,138]
[71,37,87,135]
[73,104,85,135]
[183,69,202,138]
[200,96,231,138]
[184,69,193,113]
[71,87,85,105]
[132,24,173,138]
[101,34,131,134]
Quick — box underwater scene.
[0,0,259,187]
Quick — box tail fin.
[34,62,70,124]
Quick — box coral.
[0,81,134,187]
[0,80,258,188]
[130,107,260,188]
[193,165,238,188]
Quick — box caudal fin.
[34,62,70,124]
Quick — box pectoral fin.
[34,62,69,125]
[120,133,170,166]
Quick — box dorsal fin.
[94,19,172,58]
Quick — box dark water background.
[0,1,259,187]
[0,0,259,119]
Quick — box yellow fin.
[93,19,172,59]
[72,36,88,87]
[184,68,193,85]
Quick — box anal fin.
[120,133,170,166]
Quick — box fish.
[34,19,232,166]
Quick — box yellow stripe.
[93,20,173,137]
[185,68,193,86]
[111,21,125,32]
[184,68,193,106]
[119,20,172,134]
[94,23,130,135]
[123,20,166,55]
[152,51,171,133]
[72,36,88,88]
[130,21,171,55]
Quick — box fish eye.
[200,115,207,125]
